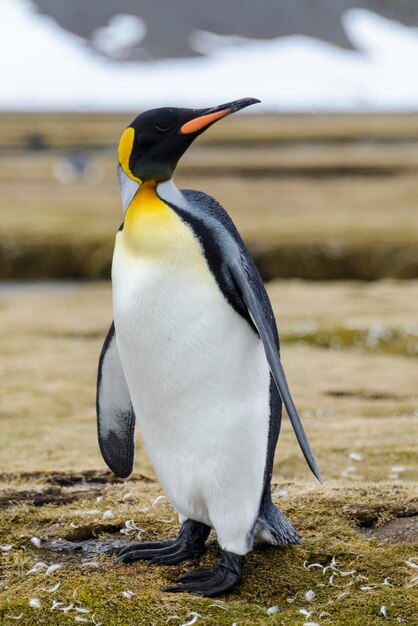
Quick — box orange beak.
[179,98,260,135]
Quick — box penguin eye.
[155,121,171,132]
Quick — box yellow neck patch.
[118,127,142,183]
[122,182,177,256]
[116,182,211,281]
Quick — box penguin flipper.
[231,256,322,483]
[96,322,136,478]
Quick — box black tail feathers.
[254,500,300,546]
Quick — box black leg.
[164,549,244,596]
[117,519,210,566]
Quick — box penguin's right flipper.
[96,322,136,478]
[231,256,322,483]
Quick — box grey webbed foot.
[164,549,244,596]
[117,519,210,566]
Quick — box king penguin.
[96,98,321,597]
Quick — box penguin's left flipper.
[165,550,244,597]
[231,255,322,483]
[96,322,136,479]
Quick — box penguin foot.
[164,550,244,597]
[117,519,210,566]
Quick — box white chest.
[112,236,264,411]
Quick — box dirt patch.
[0,485,103,508]
[345,498,418,544]
[0,469,154,486]
[50,536,125,558]
[326,389,409,401]
[0,469,120,484]
[0,470,132,508]
[363,516,418,544]
[344,498,418,528]
[63,523,124,541]
[46,470,122,486]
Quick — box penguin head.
[117,98,260,212]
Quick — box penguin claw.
[117,541,206,564]
[117,539,172,558]
[164,550,244,597]
[147,547,203,566]
[164,567,238,597]
[118,540,175,560]
[117,519,210,566]
[177,567,217,583]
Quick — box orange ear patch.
[180,109,231,135]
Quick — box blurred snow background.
[2,0,418,112]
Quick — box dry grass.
[3,113,418,147]
[0,281,417,479]
[1,113,418,280]
[1,156,418,280]
[1,154,418,246]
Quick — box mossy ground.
[0,281,417,625]
[1,474,417,626]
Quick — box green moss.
[281,325,418,357]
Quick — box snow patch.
[92,14,146,59]
[2,0,418,111]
